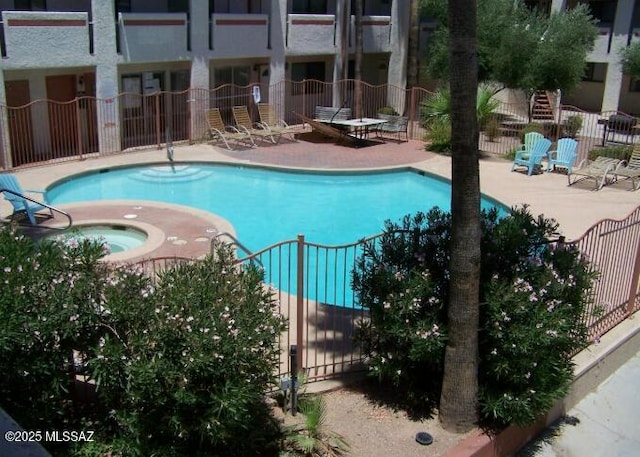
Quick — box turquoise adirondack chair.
[511,138,552,176]
[0,173,52,225]
[517,132,545,159]
[546,138,578,174]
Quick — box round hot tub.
[48,224,148,254]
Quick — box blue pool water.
[47,164,502,251]
[47,164,505,306]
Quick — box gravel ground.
[319,386,476,457]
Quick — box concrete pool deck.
[2,137,639,244]
[1,137,640,457]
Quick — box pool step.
[132,165,214,183]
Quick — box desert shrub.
[424,116,452,153]
[421,85,499,153]
[520,122,544,141]
[563,115,583,138]
[542,122,561,139]
[588,144,633,162]
[353,206,596,427]
[485,116,502,141]
[0,228,112,434]
[377,106,399,116]
[0,227,287,456]
[86,242,287,456]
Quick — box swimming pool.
[47,163,504,252]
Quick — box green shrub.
[377,106,399,116]
[542,122,561,139]
[0,229,112,435]
[520,123,544,142]
[563,115,583,138]
[485,116,502,142]
[86,242,287,456]
[0,227,287,456]
[588,144,633,162]
[424,117,452,153]
[352,207,596,427]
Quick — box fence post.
[296,234,305,373]
[155,93,161,149]
[75,98,84,159]
[626,234,640,316]
[409,86,416,139]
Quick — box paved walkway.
[518,349,640,457]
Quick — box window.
[214,66,250,87]
[168,0,189,13]
[291,61,326,94]
[14,0,46,10]
[630,77,640,93]
[292,0,327,14]
[583,0,616,25]
[210,0,263,14]
[115,0,131,13]
[291,61,326,82]
[582,62,606,82]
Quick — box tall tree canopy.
[421,0,598,95]
[621,41,640,78]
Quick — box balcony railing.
[118,13,188,62]
[1,11,91,65]
[286,14,336,54]
[210,14,269,57]
[349,15,391,53]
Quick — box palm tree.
[354,0,363,118]
[407,0,419,88]
[438,0,481,433]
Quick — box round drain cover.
[415,432,433,445]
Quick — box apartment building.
[0,0,410,167]
[554,0,640,115]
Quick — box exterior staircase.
[532,91,555,121]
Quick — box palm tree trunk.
[355,0,363,118]
[407,0,419,88]
[439,0,481,433]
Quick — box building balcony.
[589,25,613,59]
[117,13,188,63]
[1,11,92,67]
[286,14,336,55]
[211,14,269,58]
[349,16,391,53]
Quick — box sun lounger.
[567,156,622,190]
[205,108,255,150]
[611,146,640,191]
[232,105,281,144]
[257,103,298,142]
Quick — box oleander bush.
[0,229,112,433]
[0,227,287,456]
[353,206,597,427]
